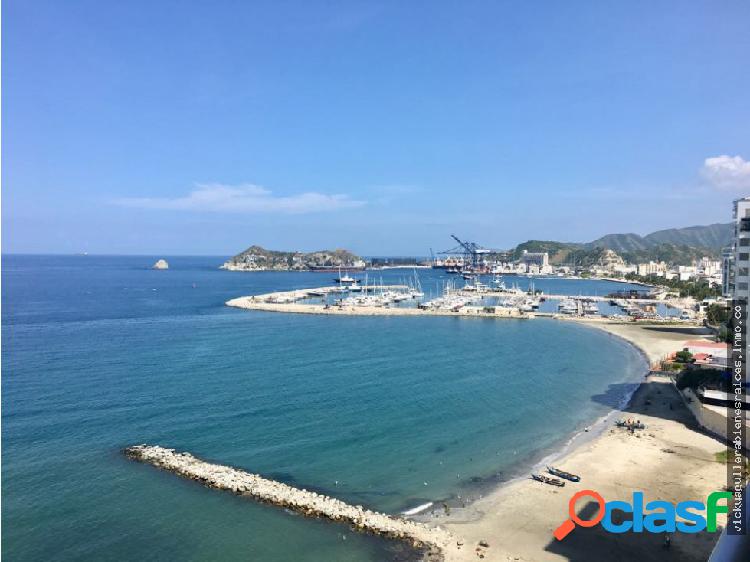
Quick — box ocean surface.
[2,255,648,561]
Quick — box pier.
[225,285,692,323]
[124,445,458,559]
[226,292,531,318]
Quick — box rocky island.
[221,245,366,272]
[152,259,169,270]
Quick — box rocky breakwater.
[124,445,458,560]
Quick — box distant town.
[220,209,745,332]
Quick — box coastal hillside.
[641,222,733,249]
[510,222,730,265]
[221,245,365,271]
[512,241,720,267]
[586,232,649,252]
[588,222,732,252]
[618,243,721,265]
[511,240,583,262]
[513,243,628,268]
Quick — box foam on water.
[402,502,435,516]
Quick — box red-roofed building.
[682,340,728,360]
[682,340,726,349]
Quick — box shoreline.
[427,320,726,562]
[224,288,723,560]
[405,325,648,517]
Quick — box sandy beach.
[227,293,730,560]
[431,322,728,562]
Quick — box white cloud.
[114,183,366,214]
[701,155,750,192]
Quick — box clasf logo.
[554,489,732,540]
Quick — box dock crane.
[437,235,493,270]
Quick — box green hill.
[643,223,732,249]
[587,223,731,253]
[509,222,730,266]
[221,245,364,271]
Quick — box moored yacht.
[334,267,356,285]
[334,273,356,284]
[558,299,578,314]
[582,300,599,315]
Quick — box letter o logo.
[569,490,606,527]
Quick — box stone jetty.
[124,445,458,559]
[225,287,531,319]
[227,296,530,318]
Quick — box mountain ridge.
[510,222,731,266]
[587,222,732,253]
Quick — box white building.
[676,265,697,281]
[695,256,721,277]
[519,250,549,268]
[612,263,637,276]
[518,251,552,274]
[637,261,667,277]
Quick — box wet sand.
[226,292,724,560]
[431,322,727,562]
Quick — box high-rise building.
[732,197,750,306]
[519,250,549,268]
[722,247,734,298]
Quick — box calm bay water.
[2,255,648,561]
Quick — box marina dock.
[225,285,691,322]
[124,445,457,558]
[226,291,531,318]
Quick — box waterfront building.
[637,261,667,277]
[519,250,549,268]
[518,251,553,274]
[612,263,637,276]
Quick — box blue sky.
[3,0,750,255]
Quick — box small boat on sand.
[531,473,565,487]
[547,466,581,482]
[616,420,646,430]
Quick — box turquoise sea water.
[2,256,648,561]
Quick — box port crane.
[438,235,493,269]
